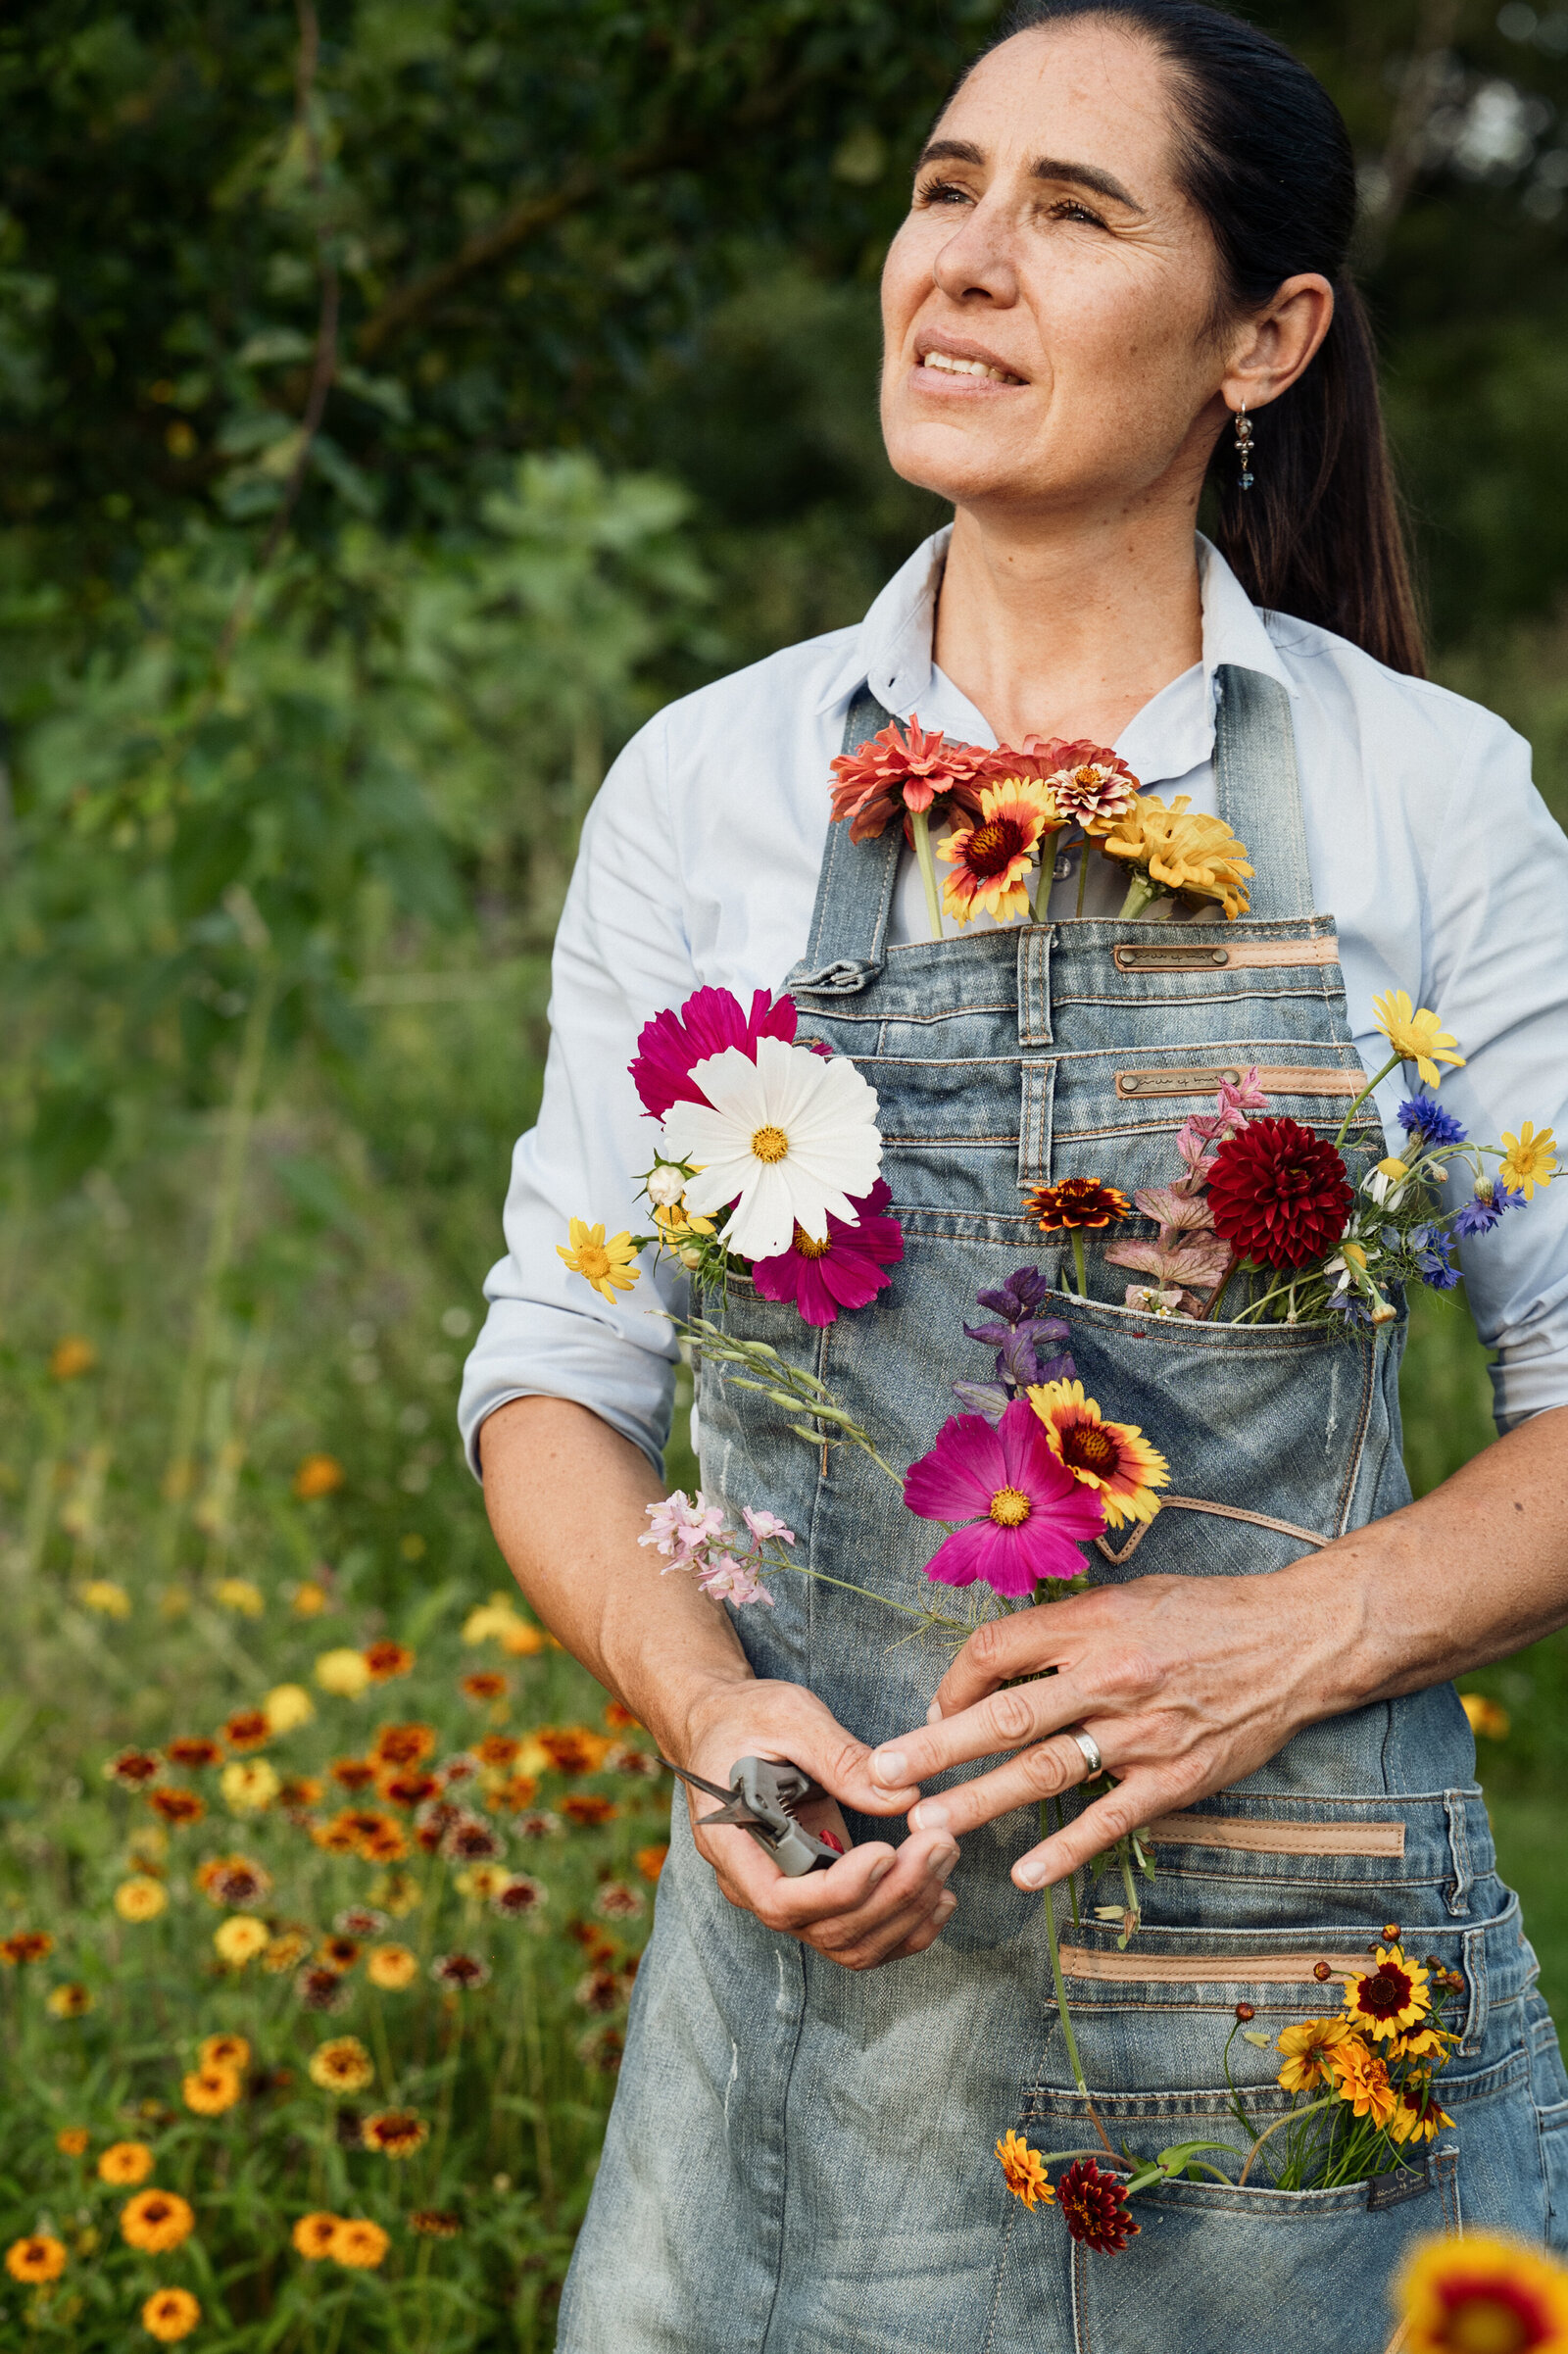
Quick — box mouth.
[913,335,1026,387]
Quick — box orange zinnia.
[364,1641,415,1683]
[121,2188,196,2253]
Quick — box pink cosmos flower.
[749,1178,904,1326]
[630,988,801,1120]
[903,1398,1105,1597]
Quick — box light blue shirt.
[460,529,1568,1472]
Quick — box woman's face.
[880,21,1245,526]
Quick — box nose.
[930,199,1020,309]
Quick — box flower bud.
[1382,1923,1401,1943]
[1473,1175,1496,1203]
[678,1247,703,1270]
[1312,1961,1332,1983]
[1234,2002,1255,2022]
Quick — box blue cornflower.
[1452,1182,1524,1240]
[1408,1224,1461,1292]
[1398,1096,1467,1149]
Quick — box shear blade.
[698,1798,768,1830]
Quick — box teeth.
[919,350,1019,382]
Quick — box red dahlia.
[1056,2158,1141,2254]
[1205,1115,1352,1271]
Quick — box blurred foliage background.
[1,0,1567,2338]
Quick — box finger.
[718,1721,919,1818]
[696,1818,900,1922]
[808,1853,958,1969]
[934,1604,1083,1719]
[901,1734,1093,1838]
[869,1673,1089,1793]
[1010,1772,1180,1889]
[884,1886,958,1963]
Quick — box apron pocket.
[1061,2146,1458,2354]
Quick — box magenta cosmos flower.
[630,987,804,1119]
[749,1179,904,1325]
[904,1398,1105,1596]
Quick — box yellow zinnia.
[1499,1119,1558,1202]
[1099,793,1253,919]
[221,1758,280,1815]
[182,2060,243,2115]
[213,1916,270,1968]
[214,1577,265,1617]
[557,1217,640,1305]
[115,1876,169,1923]
[99,2140,155,2184]
[80,1579,132,1618]
[120,2188,195,2253]
[263,1683,315,1735]
[1372,989,1466,1088]
[1396,2231,1568,2354]
[315,1647,371,1698]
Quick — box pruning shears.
[659,1755,848,1878]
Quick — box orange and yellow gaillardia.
[1026,1379,1169,1530]
[939,781,1060,925]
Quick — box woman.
[463,4,1568,2345]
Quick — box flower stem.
[910,808,944,942]
[1238,2091,1337,2187]
[1198,1251,1240,1323]
[1333,1051,1400,1151]
[1039,1802,1116,2159]
[1075,834,1090,918]
[1116,870,1158,921]
[1070,1230,1088,1300]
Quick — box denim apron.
[558,669,1568,2354]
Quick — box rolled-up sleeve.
[1416,712,1568,1431]
[458,710,696,1475]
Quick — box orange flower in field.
[368,1942,419,1990]
[222,1709,270,1753]
[57,2126,91,2157]
[330,1756,379,1791]
[494,1774,540,1812]
[50,1334,97,1381]
[309,2036,374,2093]
[378,1767,440,1807]
[363,2108,428,2159]
[636,1843,669,1883]
[182,2062,243,2117]
[369,1723,437,1769]
[313,1813,361,1854]
[499,1620,546,1656]
[537,1726,612,1777]
[264,1929,312,1973]
[364,1641,415,1684]
[141,2286,201,2342]
[106,1747,163,1787]
[331,2217,390,2269]
[196,1854,271,1909]
[121,2188,195,2253]
[148,1788,206,1828]
[99,2138,155,2183]
[7,2231,68,2281]
[199,2033,251,2071]
[604,1702,641,1731]
[475,1734,521,1769]
[277,1774,324,1810]
[330,1806,407,1862]
[0,1930,53,1965]
[563,1793,616,1828]
[318,1936,362,1974]
[294,1453,345,1500]
[166,1737,224,1770]
[293,2212,343,2260]
[461,1673,509,1703]
[410,2209,462,2237]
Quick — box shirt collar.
[813,528,1294,762]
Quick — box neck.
[931,496,1205,751]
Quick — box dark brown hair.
[956,0,1426,676]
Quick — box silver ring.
[1067,1726,1104,1779]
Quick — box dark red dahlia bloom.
[629,987,799,1119]
[1057,2158,1141,2254]
[1206,1115,1352,1271]
[750,1179,904,1326]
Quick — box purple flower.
[1398,1095,1467,1149]
[749,1179,904,1327]
[974,1267,1055,1323]
[1408,1224,1461,1291]
[1452,1181,1523,1239]
[629,987,800,1120]
[951,1381,1011,1423]
[903,1398,1105,1597]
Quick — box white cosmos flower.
[660,1036,881,1262]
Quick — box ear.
[1220,273,1336,413]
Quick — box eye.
[915,175,974,208]
[1048,197,1108,229]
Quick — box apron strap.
[1212,663,1313,923]
[788,684,904,996]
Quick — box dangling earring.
[1233,402,1254,492]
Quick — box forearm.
[476,1394,753,1759]
[1293,1400,1568,1717]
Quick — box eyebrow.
[915,138,1142,213]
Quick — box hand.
[866,1564,1351,1889]
[678,1676,961,1970]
